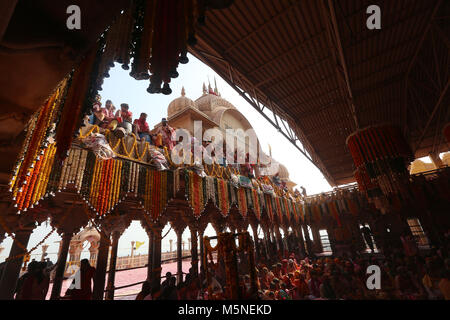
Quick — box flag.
[135,241,145,250]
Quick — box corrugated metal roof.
[190,0,450,185]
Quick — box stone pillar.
[327,227,337,254]
[67,241,82,274]
[302,225,313,256]
[262,228,270,261]
[250,224,260,262]
[311,226,322,253]
[151,227,162,290]
[292,228,304,258]
[282,227,290,253]
[199,229,205,276]
[105,231,120,300]
[268,227,277,253]
[274,227,284,255]
[261,226,270,260]
[92,232,111,300]
[89,242,99,267]
[130,241,135,268]
[190,228,199,276]
[50,232,72,300]
[176,229,183,285]
[146,230,153,281]
[0,228,33,300]
[221,233,241,299]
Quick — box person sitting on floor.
[133,112,153,143]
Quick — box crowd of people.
[251,246,449,300]
[89,95,176,150]
[11,230,449,300]
[136,234,449,301]
[13,259,54,300]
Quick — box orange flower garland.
[186,170,205,218]
[274,196,283,221]
[283,197,291,222]
[216,178,230,217]
[327,200,341,227]
[264,194,274,221]
[237,188,248,218]
[291,199,299,224]
[251,189,261,220]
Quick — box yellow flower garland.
[78,125,100,139]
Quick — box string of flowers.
[236,188,248,218]
[216,178,231,217]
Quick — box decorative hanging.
[346,197,359,217]
[205,176,217,206]
[185,170,206,218]
[236,188,248,218]
[327,199,341,227]
[251,189,262,220]
[216,178,231,217]
[312,203,321,224]
[354,166,381,198]
[100,0,234,95]
[10,81,68,196]
[274,196,282,222]
[347,124,414,212]
[10,140,175,217]
[55,36,107,161]
[283,197,291,222]
[142,169,171,221]
[298,202,305,223]
[264,194,274,221]
[291,200,300,224]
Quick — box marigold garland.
[251,189,261,220]
[237,188,248,218]
[274,196,283,222]
[264,194,274,221]
[186,170,205,218]
[216,178,230,217]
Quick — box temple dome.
[195,83,235,112]
[167,87,196,117]
[278,164,290,181]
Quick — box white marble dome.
[278,163,290,181]
[195,84,235,112]
[167,87,196,117]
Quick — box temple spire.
[208,82,213,95]
[202,82,207,95]
[214,77,219,95]
[181,86,185,96]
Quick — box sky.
[1,53,335,262]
